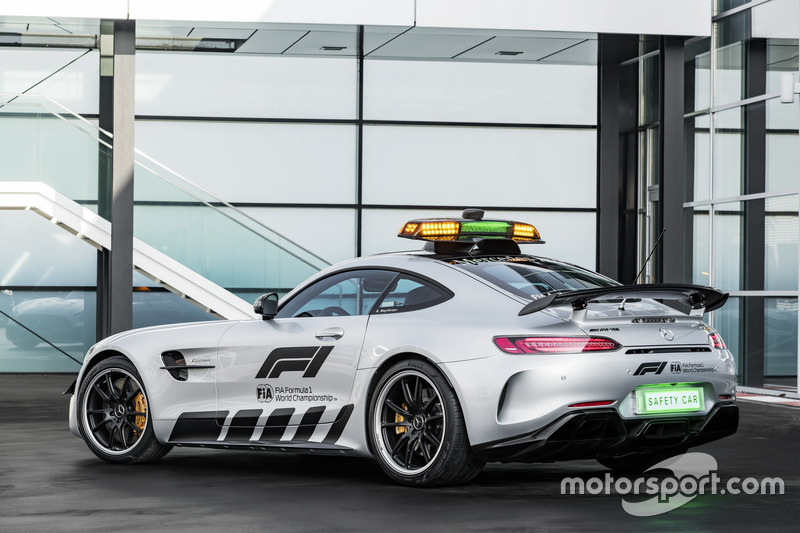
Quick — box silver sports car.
[67,210,738,486]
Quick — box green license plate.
[635,387,704,414]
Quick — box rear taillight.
[493,336,621,354]
[709,332,726,349]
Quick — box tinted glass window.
[277,270,397,318]
[373,275,452,315]
[450,257,618,300]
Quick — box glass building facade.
[0,0,797,390]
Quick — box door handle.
[315,327,344,340]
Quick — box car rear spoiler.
[518,284,729,318]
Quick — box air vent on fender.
[161,351,188,381]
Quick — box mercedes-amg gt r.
[68,210,738,486]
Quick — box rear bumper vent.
[626,347,711,355]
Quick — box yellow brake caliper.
[395,403,408,434]
[133,392,147,434]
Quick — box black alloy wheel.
[369,359,484,486]
[78,356,172,463]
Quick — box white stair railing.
[0,181,255,320]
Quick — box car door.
[215,269,397,444]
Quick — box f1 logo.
[255,346,333,379]
[633,361,667,376]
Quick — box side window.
[276,270,397,318]
[373,275,452,315]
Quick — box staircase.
[0,94,332,322]
[0,181,254,319]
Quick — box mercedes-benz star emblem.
[659,327,675,341]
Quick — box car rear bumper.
[472,401,738,463]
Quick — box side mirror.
[254,293,279,320]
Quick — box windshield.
[449,256,619,300]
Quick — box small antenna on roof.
[462,208,484,220]
[633,227,666,284]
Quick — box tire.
[368,359,484,487]
[78,356,172,464]
[598,448,686,474]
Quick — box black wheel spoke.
[426,414,443,422]
[108,426,119,449]
[91,425,110,447]
[420,438,432,462]
[403,438,415,469]
[390,432,410,457]
[381,422,411,429]
[412,378,422,407]
[87,408,112,415]
[119,426,128,448]
[92,382,111,402]
[127,411,146,417]
[424,430,441,448]
[123,418,142,435]
[120,376,131,402]
[385,399,412,417]
[422,395,439,413]
[105,373,120,401]
[401,379,416,410]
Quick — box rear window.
[449,257,619,300]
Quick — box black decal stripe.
[169,411,228,442]
[260,408,295,441]
[322,404,354,445]
[269,359,310,378]
[255,346,318,378]
[293,406,326,442]
[225,409,263,441]
[303,345,334,378]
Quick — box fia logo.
[670,361,682,374]
[257,384,274,403]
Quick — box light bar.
[398,216,542,243]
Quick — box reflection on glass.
[766,39,799,95]
[639,53,659,127]
[0,290,93,372]
[766,98,800,193]
[713,107,744,199]
[686,115,710,203]
[764,297,798,379]
[0,211,98,286]
[0,96,105,207]
[713,13,747,106]
[685,38,711,113]
[711,296,742,383]
[713,201,743,290]
[715,0,749,16]
[765,195,799,291]
[689,206,710,286]
[0,288,218,372]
